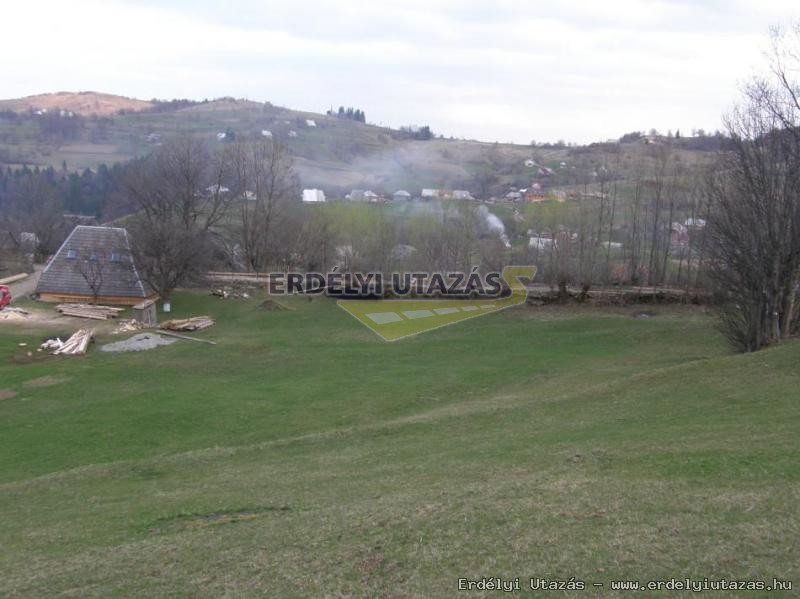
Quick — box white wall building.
[302,189,326,203]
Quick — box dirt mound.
[257,299,292,312]
[23,376,70,389]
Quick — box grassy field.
[1,293,798,596]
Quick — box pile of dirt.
[100,333,176,353]
[257,299,292,312]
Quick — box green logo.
[338,265,536,341]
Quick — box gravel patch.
[101,333,176,353]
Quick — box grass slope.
[0,294,798,596]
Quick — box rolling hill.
[0,91,153,117]
[0,91,720,199]
[0,92,573,193]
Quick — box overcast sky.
[2,0,797,143]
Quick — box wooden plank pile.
[52,329,94,355]
[57,304,125,320]
[111,319,146,335]
[0,307,30,321]
[160,316,215,332]
[0,272,29,285]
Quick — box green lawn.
[0,294,798,596]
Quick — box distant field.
[1,293,798,596]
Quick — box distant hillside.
[0,91,153,117]
[0,91,719,196]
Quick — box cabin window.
[66,249,77,259]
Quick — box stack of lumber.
[160,316,215,331]
[0,273,29,285]
[110,319,146,335]
[53,329,93,355]
[57,304,125,320]
[0,307,30,321]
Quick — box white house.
[305,119,317,127]
[288,130,298,138]
[302,189,326,203]
[261,130,272,137]
[216,132,227,141]
[205,184,230,195]
[529,236,554,250]
[392,190,412,201]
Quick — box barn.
[35,225,157,305]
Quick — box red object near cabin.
[0,285,11,309]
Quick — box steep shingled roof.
[36,226,149,298]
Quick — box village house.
[421,189,474,200]
[392,190,412,201]
[35,225,156,305]
[302,189,326,203]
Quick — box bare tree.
[122,135,231,301]
[76,256,105,304]
[1,171,66,261]
[229,138,299,272]
[707,24,800,350]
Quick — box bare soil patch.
[23,376,70,389]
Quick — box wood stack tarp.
[160,316,215,332]
[57,304,125,320]
[53,329,94,355]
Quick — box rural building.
[305,119,316,127]
[302,189,326,203]
[205,184,230,195]
[393,190,411,201]
[131,298,158,327]
[421,189,474,200]
[348,190,380,202]
[36,225,156,305]
[529,236,554,250]
[685,218,707,228]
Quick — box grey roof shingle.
[36,226,149,298]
